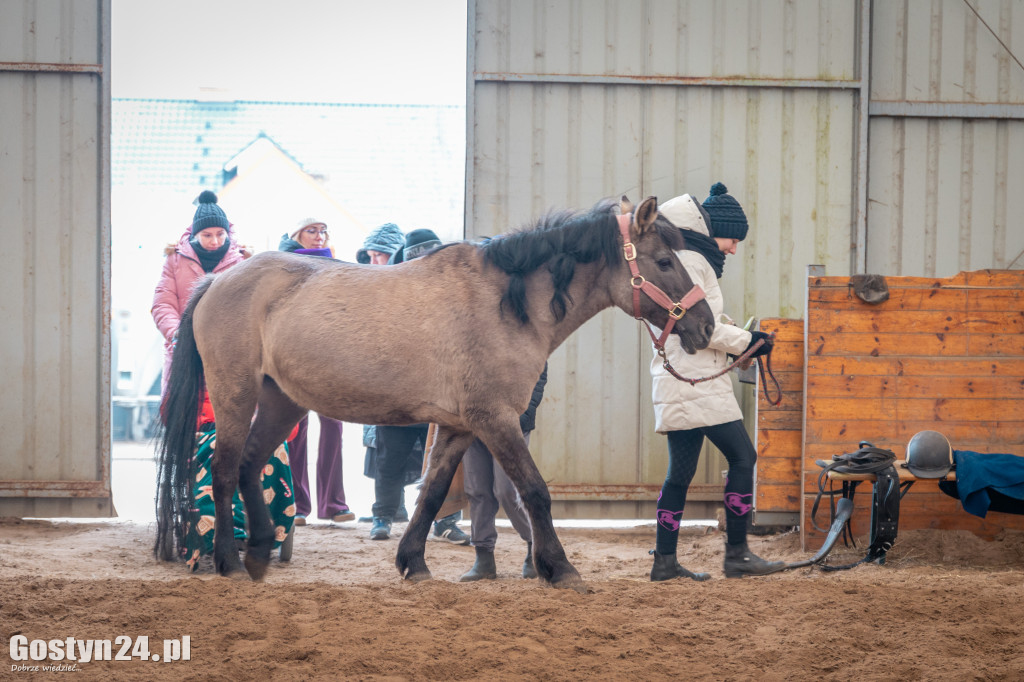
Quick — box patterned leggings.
[655,420,757,554]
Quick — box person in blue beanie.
[649,183,783,581]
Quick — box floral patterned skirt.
[184,424,296,571]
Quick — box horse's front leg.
[210,432,246,578]
[480,421,585,593]
[396,426,475,582]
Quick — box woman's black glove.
[744,331,774,358]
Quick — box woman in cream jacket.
[649,184,782,581]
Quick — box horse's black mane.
[481,200,684,324]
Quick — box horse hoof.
[550,574,588,594]
[244,554,270,582]
[216,559,248,579]
[404,570,433,583]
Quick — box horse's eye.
[656,258,674,270]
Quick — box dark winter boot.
[723,541,786,578]
[522,542,538,579]
[649,550,711,582]
[459,547,497,582]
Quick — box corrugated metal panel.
[469,0,860,515]
[469,79,658,517]
[473,0,857,81]
[867,0,1024,275]
[871,0,1024,105]
[642,85,855,319]
[0,0,112,516]
[867,117,1024,275]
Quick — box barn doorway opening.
[108,0,467,520]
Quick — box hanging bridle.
[616,213,782,406]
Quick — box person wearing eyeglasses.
[277,218,353,526]
[280,218,334,257]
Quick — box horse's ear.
[619,195,634,215]
[634,196,659,235]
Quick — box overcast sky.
[111,0,468,105]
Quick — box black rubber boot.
[723,541,786,578]
[649,550,711,582]
[522,542,538,579]
[459,547,497,582]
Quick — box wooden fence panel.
[800,270,1024,549]
[753,318,804,522]
[754,271,1024,548]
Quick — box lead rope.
[657,331,783,406]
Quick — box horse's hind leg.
[479,421,584,593]
[238,377,308,581]
[396,426,475,582]
[209,417,250,579]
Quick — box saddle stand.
[812,442,914,571]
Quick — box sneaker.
[332,511,356,523]
[370,517,391,540]
[433,519,470,545]
[293,516,307,526]
[360,499,409,524]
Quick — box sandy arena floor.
[2,512,1023,681]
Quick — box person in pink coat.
[151,190,251,395]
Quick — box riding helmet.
[904,430,953,478]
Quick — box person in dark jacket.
[278,218,352,525]
[360,226,471,544]
[459,365,547,581]
[353,222,416,523]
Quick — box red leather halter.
[615,213,706,352]
[615,213,782,405]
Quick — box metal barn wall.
[0,0,112,516]
[468,0,863,517]
[867,0,1024,276]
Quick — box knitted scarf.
[681,229,725,279]
[190,238,230,273]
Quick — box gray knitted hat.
[191,190,230,235]
[356,222,405,264]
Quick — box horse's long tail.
[154,275,216,562]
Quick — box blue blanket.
[937,450,1024,518]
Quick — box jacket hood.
[658,194,711,237]
[356,222,405,263]
[278,233,304,253]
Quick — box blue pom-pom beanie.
[191,190,230,235]
[701,182,749,241]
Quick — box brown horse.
[155,196,714,591]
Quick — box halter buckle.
[668,304,686,320]
[630,275,645,288]
[622,242,637,261]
